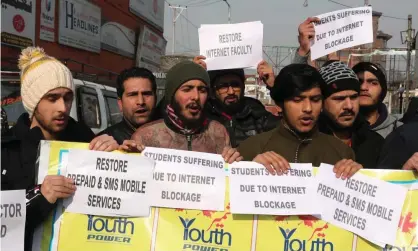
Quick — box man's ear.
[117,98,123,112]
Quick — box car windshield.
[1,80,25,126]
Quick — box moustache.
[224,95,238,101]
[339,110,355,117]
[186,103,202,110]
[360,91,371,97]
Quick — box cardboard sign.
[64,149,155,217]
[199,21,263,70]
[229,162,319,215]
[315,164,408,246]
[311,7,373,60]
[1,190,26,251]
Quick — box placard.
[199,21,263,70]
[311,7,373,60]
[1,190,26,251]
[64,149,155,217]
[315,164,408,246]
[229,162,319,215]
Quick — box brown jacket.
[131,119,230,154]
[238,121,355,166]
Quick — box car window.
[77,87,101,129]
[104,95,122,126]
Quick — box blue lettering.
[279,227,334,251]
[180,217,232,247]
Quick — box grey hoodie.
[370,103,403,138]
[292,50,309,64]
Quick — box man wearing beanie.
[318,61,384,169]
[192,56,280,147]
[238,64,362,179]
[131,61,242,163]
[1,47,120,251]
[352,62,402,138]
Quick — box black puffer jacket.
[207,97,280,147]
[1,113,95,251]
[318,114,384,169]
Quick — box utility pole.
[223,0,231,23]
[364,0,370,6]
[404,15,413,112]
[414,32,418,95]
[169,5,186,54]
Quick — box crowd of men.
[1,17,417,251]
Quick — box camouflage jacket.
[131,119,230,154]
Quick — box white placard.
[143,147,226,210]
[198,21,263,71]
[136,25,167,72]
[315,164,408,246]
[59,0,101,53]
[410,182,418,190]
[40,0,56,42]
[64,149,155,217]
[229,162,318,215]
[129,0,165,31]
[151,163,225,211]
[1,190,26,251]
[311,7,373,61]
[1,0,36,48]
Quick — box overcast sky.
[162,0,418,56]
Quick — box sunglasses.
[215,81,242,94]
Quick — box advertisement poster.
[129,0,165,31]
[40,0,56,42]
[136,26,167,72]
[1,0,36,47]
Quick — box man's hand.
[402,153,418,171]
[89,134,119,152]
[257,60,275,88]
[222,147,243,164]
[119,140,145,153]
[253,151,290,175]
[298,17,320,56]
[193,55,207,70]
[41,175,76,204]
[333,159,363,180]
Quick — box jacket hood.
[372,103,399,131]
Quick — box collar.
[277,119,318,142]
[122,117,137,133]
[371,103,388,129]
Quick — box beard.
[171,100,206,129]
[33,111,67,137]
[360,103,379,116]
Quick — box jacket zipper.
[186,135,192,151]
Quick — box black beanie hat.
[165,61,210,104]
[208,68,246,88]
[270,64,325,103]
[352,62,387,103]
[319,61,360,99]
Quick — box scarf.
[165,104,208,135]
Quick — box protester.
[131,61,242,163]
[378,122,418,171]
[352,62,402,138]
[401,97,418,124]
[99,67,158,144]
[193,56,280,147]
[318,61,384,169]
[292,17,320,65]
[238,64,362,179]
[0,47,121,251]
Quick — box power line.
[328,0,407,20]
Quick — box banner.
[311,7,373,61]
[40,0,56,42]
[136,26,167,72]
[129,0,165,31]
[101,21,136,58]
[59,0,101,53]
[199,21,263,71]
[1,190,26,251]
[1,0,36,48]
[33,141,418,251]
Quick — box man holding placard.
[131,61,242,163]
[193,55,280,147]
[238,64,363,179]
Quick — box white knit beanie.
[18,47,74,118]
